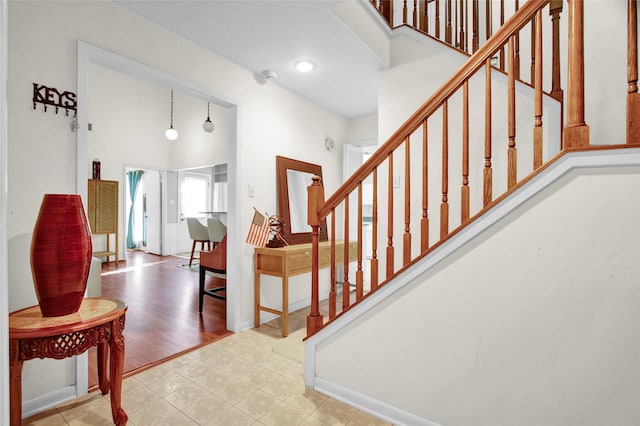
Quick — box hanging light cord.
[170,90,174,128]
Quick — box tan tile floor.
[22,310,393,426]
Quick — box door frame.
[177,168,213,254]
[0,0,9,422]
[123,165,165,256]
[76,41,242,396]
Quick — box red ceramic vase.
[30,194,93,317]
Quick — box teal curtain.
[126,170,144,249]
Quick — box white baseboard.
[22,385,77,419]
[313,377,442,426]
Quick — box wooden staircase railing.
[372,0,566,89]
[306,0,639,338]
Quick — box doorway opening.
[77,41,241,396]
[125,167,163,256]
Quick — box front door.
[177,170,212,254]
[141,169,162,255]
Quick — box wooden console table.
[9,298,128,425]
[254,240,356,337]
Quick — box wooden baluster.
[371,167,379,289]
[530,14,536,84]
[472,0,479,53]
[451,0,460,49]
[403,0,408,24]
[533,9,544,169]
[356,182,364,300]
[462,81,470,223]
[306,175,323,336]
[441,100,449,238]
[563,0,590,148]
[387,151,395,278]
[508,35,517,188]
[424,0,430,33]
[459,0,465,50]
[514,0,521,79]
[499,0,505,70]
[329,209,336,319]
[628,0,639,144]
[421,119,430,253]
[413,0,418,27]
[342,194,350,309]
[446,0,452,44]
[381,0,393,26]
[550,0,564,103]
[486,0,492,45]
[436,0,441,38]
[404,137,411,266]
[484,58,493,207]
[465,0,469,52]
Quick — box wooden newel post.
[307,175,325,336]
[563,0,590,148]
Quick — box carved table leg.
[109,317,128,425]
[97,340,110,395]
[9,339,23,426]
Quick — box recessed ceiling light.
[294,60,315,73]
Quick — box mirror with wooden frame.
[276,155,328,245]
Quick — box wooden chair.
[186,217,211,267]
[198,235,226,313]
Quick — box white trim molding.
[314,377,443,426]
[0,0,9,423]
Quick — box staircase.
[303,0,639,424]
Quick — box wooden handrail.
[307,0,635,338]
[320,0,547,220]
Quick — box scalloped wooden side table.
[9,298,128,425]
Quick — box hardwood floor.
[88,250,231,388]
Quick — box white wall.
[89,64,231,174]
[7,0,349,410]
[313,162,640,426]
[88,64,232,257]
[347,113,378,145]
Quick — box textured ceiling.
[116,0,385,118]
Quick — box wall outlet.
[248,184,255,198]
[393,175,401,188]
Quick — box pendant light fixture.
[165,90,178,140]
[202,102,215,133]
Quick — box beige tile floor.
[22,308,393,426]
